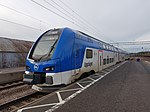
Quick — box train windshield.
[30,30,60,61]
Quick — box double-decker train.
[23,28,128,89]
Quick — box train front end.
[23,28,62,86]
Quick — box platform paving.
[18,60,150,112]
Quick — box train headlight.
[44,66,55,71]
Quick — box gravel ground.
[54,61,150,112]
[0,84,34,105]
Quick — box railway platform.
[0,67,25,84]
[17,60,150,112]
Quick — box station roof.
[0,37,33,53]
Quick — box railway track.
[0,81,24,91]
[0,73,92,112]
[0,88,52,112]
[0,80,59,112]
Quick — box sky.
[0,0,150,52]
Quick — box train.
[23,27,128,90]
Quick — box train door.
[115,52,118,63]
[98,50,103,71]
[118,52,120,62]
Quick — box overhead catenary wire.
[58,0,114,42]
[0,3,50,26]
[110,41,150,45]
[31,0,96,36]
[30,0,76,25]
[57,0,115,43]
[30,0,102,38]
[1,0,122,50]
[32,0,108,43]
[43,0,73,19]
[110,41,150,53]
[32,0,122,51]
[0,1,142,53]
[43,0,96,35]
[0,0,103,41]
[0,18,42,31]
[0,1,93,36]
[50,0,75,18]
[57,0,97,31]
[48,0,96,32]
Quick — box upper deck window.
[86,49,93,58]
[99,42,103,48]
[103,44,106,49]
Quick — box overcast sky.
[0,0,150,52]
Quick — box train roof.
[42,27,128,54]
[68,28,127,53]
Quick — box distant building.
[0,37,33,69]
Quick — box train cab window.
[86,49,93,58]
[30,29,60,61]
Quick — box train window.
[99,43,103,48]
[103,59,106,65]
[107,56,109,64]
[103,44,105,49]
[104,45,107,49]
[107,59,109,64]
[30,30,59,61]
[110,58,112,63]
[100,56,102,66]
[86,49,93,58]
[105,45,108,49]
[112,58,114,62]
[101,44,104,49]
[106,45,109,50]
[113,48,115,51]
[111,47,113,51]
